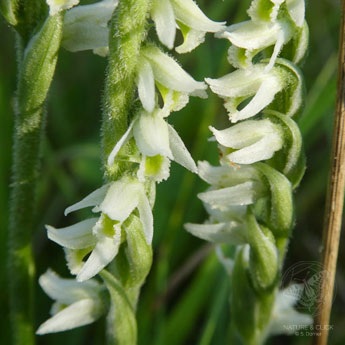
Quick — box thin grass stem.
[313,1,345,343]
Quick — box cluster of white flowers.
[39,0,225,334]
[185,0,312,342]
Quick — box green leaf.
[100,269,137,345]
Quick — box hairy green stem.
[101,1,153,344]
[102,0,152,180]
[8,14,63,345]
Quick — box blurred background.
[0,0,344,344]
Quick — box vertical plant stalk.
[101,1,152,344]
[8,14,63,345]
[314,1,345,343]
[102,0,151,179]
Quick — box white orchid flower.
[206,63,288,123]
[36,270,105,334]
[185,219,246,245]
[196,161,266,211]
[107,109,197,182]
[62,0,118,56]
[47,0,79,16]
[268,284,313,336]
[46,177,153,281]
[151,0,225,53]
[248,0,305,28]
[218,19,292,70]
[137,45,207,113]
[210,118,284,164]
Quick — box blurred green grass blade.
[164,253,219,345]
[299,53,337,148]
[198,275,229,345]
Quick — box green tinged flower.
[36,270,106,334]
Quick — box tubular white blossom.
[151,0,225,53]
[62,0,118,54]
[210,119,284,164]
[36,270,105,334]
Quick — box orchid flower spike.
[47,0,80,16]
[46,177,153,281]
[36,270,106,334]
[151,0,225,53]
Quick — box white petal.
[227,135,283,164]
[65,184,109,215]
[160,88,189,115]
[47,0,79,16]
[64,248,91,275]
[168,124,197,173]
[39,269,102,304]
[221,20,281,51]
[36,298,103,334]
[198,181,263,208]
[215,246,234,275]
[266,22,292,71]
[172,0,225,33]
[286,0,305,27]
[175,28,205,54]
[142,46,207,95]
[133,111,172,158]
[206,66,266,98]
[197,161,259,187]
[136,194,154,244]
[62,0,118,52]
[137,58,156,112]
[46,218,98,249]
[185,222,245,244]
[137,155,171,183]
[269,285,313,335]
[230,76,282,122]
[107,119,135,166]
[99,178,140,222]
[77,230,121,281]
[210,119,283,164]
[247,0,283,22]
[151,0,176,49]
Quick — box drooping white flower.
[218,19,292,70]
[151,0,225,53]
[107,109,197,182]
[36,270,105,334]
[46,177,153,281]
[47,0,79,16]
[62,0,118,55]
[206,61,303,122]
[196,161,266,211]
[268,284,313,336]
[210,118,284,164]
[137,45,207,113]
